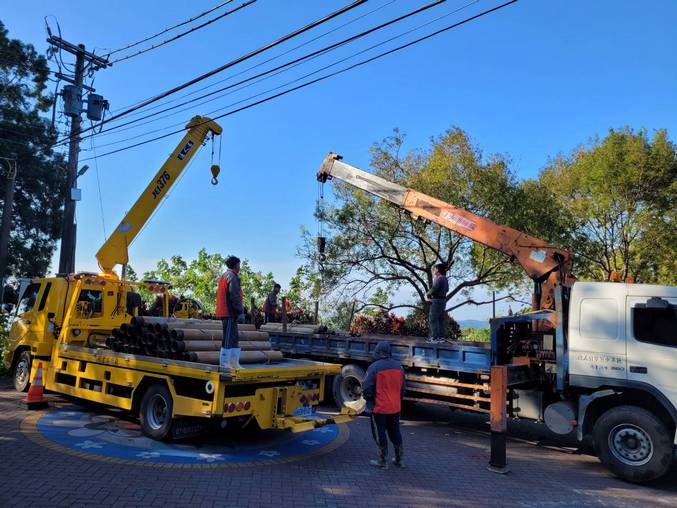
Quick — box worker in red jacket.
[362,340,406,468]
[215,256,245,369]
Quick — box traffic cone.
[22,362,49,410]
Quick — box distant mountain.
[458,319,489,330]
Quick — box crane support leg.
[488,365,509,474]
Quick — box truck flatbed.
[268,330,492,374]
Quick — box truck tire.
[139,384,175,440]
[13,350,32,393]
[592,405,673,483]
[332,364,366,414]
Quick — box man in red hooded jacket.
[363,340,405,468]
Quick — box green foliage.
[540,128,676,284]
[0,313,9,375]
[302,127,546,314]
[0,21,67,278]
[142,249,276,315]
[286,266,320,310]
[461,327,490,342]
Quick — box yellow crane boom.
[96,116,222,274]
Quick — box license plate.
[293,405,314,417]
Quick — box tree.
[0,21,67,278]
[142,249,276,314]
[301,128,564,317]
[540,128,676,284]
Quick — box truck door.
[626,295,677,411]
[13,281,55,347]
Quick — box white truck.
[272,154,677,483]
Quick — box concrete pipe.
[193,350,283,365]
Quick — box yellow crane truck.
[3,116,348,439]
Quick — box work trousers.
[221,317,239,349]
[370,412,402,448]
[428,299,446,338]
[265,312,276,324]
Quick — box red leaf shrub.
[350,307,460,340]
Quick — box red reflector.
[227,403,236,413]
[236,402,244,411]
[244,401,251,410]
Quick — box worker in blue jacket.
[363,340,406,469]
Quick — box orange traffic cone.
[22,362,49,409]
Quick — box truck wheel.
[592,405,673,483]
[13,350,32,393]
[332,364,366,414]
[139,384,174,440]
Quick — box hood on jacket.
[374,340,392,359]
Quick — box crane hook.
[210,164,220,185]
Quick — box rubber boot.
[392,444,405,468]
[219,347,229,369]
[369,445,388,469]
[229,347,241,369]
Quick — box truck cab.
[566,282,677,482]
[493,281,676,482]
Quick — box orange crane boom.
[317,152,574,310]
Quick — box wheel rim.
[147,394,169,430]
[608,424,654,466]
[15,358,29,387]
[340,375,362,402]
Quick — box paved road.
[1,377,675,508]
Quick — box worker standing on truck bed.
[216,256,245,368]
[426,263,449,343]
[263,283,281,323]
[363,341,405,469]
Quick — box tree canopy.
[302,128,563,315]
[141,249,277,315]
[539,128,676,284]
[0,20,67,278]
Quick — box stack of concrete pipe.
[106,316,282,364]
[260,322,329,334]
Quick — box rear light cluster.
[224,400,251,413]
[300,393,320,404]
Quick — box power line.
[79,0,518,162]
[54,0,368,146]
[108,0,396,115]
[80,0,481,150]
[77,0,450,143]
[105,0,237,57]
[109,0,257,64]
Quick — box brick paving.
[0,377,675,508]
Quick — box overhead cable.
[109,0,257,64]
[104,0,237,57]
[79,0,518,161]
[54,0,368,146]
[108,0,396,115]
[79,0,449,142]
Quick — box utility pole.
[0,158,18,304]
[47,36,110,275]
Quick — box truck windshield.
[16,283,40,315]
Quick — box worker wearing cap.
[215,256,245,369]
[362,340,405,469]
[263,283,281,323]
[426,263,449,343]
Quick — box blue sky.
[3,0,676,320]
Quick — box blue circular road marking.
[36,406,341,465]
